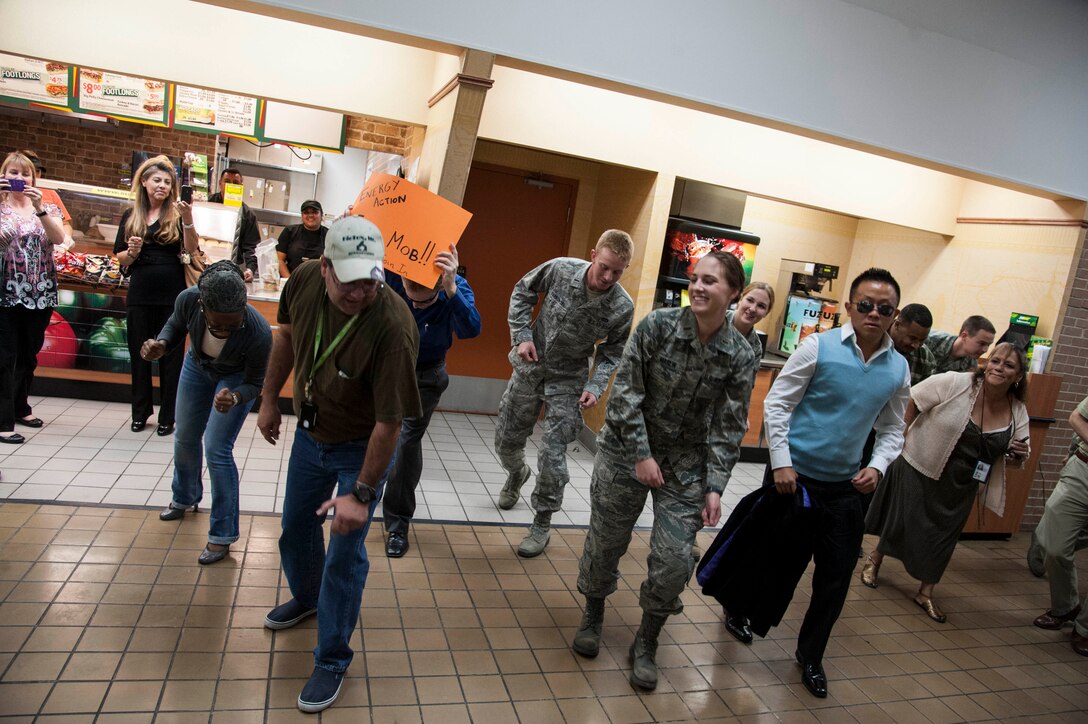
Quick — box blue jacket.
[384,272,481,369]
[158,286,273,403]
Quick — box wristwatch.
[230,392,241,406]
[35,210,47,217]
[351,480,378,505]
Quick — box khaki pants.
[1036,455,1088,637]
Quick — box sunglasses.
[854,300,896,318]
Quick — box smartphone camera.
[180,185,193,204]
[7,179,26,192]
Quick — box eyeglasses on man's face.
[853,300,896,318]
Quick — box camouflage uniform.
[495,257,634,513]
[906,343,938,385]
[921,330,978,374]
[577,307,757,616]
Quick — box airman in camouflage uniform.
[920,315,996,375]
[495,231,635,558]
[574,287,757,690]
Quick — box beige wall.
[739,197,861,334]
[845,221,1082,338]
[479,66,968,236]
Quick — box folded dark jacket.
[697,485,819,637]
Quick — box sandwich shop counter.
[36,182,292,404]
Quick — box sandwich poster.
[173,85,260,138]
[74,68,170,126]
[0,54,72,109]
[350,173,473,288]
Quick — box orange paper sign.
[350,173,473,287]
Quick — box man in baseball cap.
[257,213,421,713]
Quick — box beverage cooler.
[655,217,759,309]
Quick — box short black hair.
[898,303,933,328]
[220,167,244,180]
[198,260,247,313]
[849,267,900,305]
[960,315,996,336]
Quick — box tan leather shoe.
[860,554,880,589]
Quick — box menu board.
[173,85,260,137]
[75,68,170,126]
[0,54,72,108]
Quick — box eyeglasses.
[200,303,246,335]
[854,300,896,318]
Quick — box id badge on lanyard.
[301,296,359,431]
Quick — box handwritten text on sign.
[350,173,472,287]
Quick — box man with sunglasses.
[142,261,272,564]
[382,244,481,557]
[763,268,910,699]
[256,216,421,713]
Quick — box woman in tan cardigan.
[861,342,1030,622]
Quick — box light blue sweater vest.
[788,330,906,482]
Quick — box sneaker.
[297,666,344,713]
[497,464,531,510]
[264,598,317,630]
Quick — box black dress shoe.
[386,531,409,558]
[724,613,754,644]
[159,504,197,521]
[15,417,43,428]
[156,423,175,436]
[0,433,25,444]
[131,419,148,432]
[795,652,828,698]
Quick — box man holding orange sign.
[495,231,636,558]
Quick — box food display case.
[35,181,290,401]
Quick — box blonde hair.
[741,281,775,313]
[125,155,180,244]
[595,229,634,264]
[0,152,37,205]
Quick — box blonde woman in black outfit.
[113,155,198,435]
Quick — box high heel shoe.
[914,595,946,623]
[860,554,880,588]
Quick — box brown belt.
[1074,448,1088,465]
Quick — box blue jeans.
[170,353,253,545]
[279,426,388,673]
[383,363,449,535]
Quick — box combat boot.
[497,464,531,510]
[572,596,606,657]
[517,511,551,557]
[629,612,667,690]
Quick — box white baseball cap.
[324,216,385,283]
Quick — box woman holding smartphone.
[862,342,1030,623]
[113,155,198,435]
[0,152,65,444]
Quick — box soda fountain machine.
[773,260,839,356]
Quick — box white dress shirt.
[764,322,910,475]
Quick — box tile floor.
[0,397,766,529]
[0,504,1086,722]
[0,396,1086,721]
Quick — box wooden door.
[447,163,576,379]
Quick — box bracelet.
[35,210,47,217]
[182,222,194,229]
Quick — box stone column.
[414,49,494,205]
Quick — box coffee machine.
[773,260,839,356]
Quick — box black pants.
[383,363,450,534]
[762,466,864,664]
[0,306,52,432]
[126,304,182,426]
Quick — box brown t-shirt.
[278,260,421,444]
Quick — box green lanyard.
[305,294,360,400]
